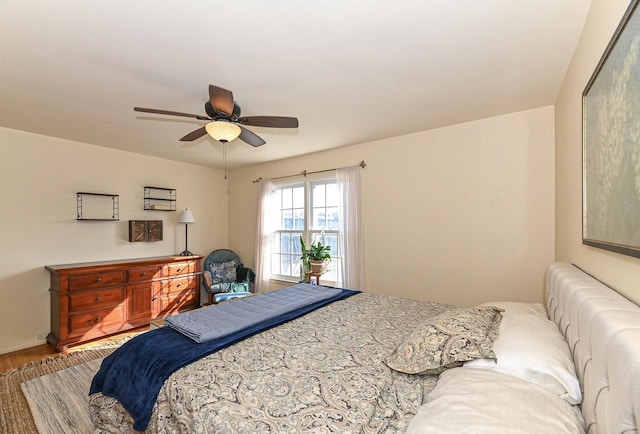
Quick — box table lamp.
[178,209,195,256]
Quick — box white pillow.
[407,368,585,434]
[464,312,581,404]
[480,301,547,316]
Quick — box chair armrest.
[246,268,255,283]
[203,270,213,289]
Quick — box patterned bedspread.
[89,293,452,433]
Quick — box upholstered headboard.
[546,262,640,434]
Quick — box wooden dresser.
[45,255,202,351]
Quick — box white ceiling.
[0,0,591,170]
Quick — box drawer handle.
[152,296,158,301]
[96,277,102,282]
[176,283,182,288]
[96,317,102,323]
[176,268,182,273]
[96,296,102,302]
[141,272,147,276]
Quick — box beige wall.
[555,0,640,304]
[0,127,228,354]
[0,98,559,354]
[229,106,556,307]
[2,0,636,355]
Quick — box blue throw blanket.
[90,284,360,431]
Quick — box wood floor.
[0,328,147,374]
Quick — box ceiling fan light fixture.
[205,121,241,143]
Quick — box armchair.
[202,249,255,304]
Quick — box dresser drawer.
[161,275,198,294]
[158,291,197,315]
[68,271,124,291]
[165,261,197,277]
[127,265,162,283]
[68,304,125,337]
[69,287,124,312]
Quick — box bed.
[88,263,640,433]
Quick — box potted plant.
[300,235,331,274]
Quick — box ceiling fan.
[134,84,299,147]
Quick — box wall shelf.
[76,192,119,221]
[144,186,176,211]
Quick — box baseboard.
[0,338,46,356]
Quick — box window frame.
[269,173,341,284]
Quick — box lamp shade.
[178,209,195,224]
[205,121,241,143]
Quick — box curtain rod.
[252,160,366,183]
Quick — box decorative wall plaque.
[128,220,163,242]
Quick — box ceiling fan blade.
[209,85,234,117]
[238,116,299,128]
[134,107,211,121]
[180,127,208,141]
[238,125,266,147]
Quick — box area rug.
[22,357,103,434]
[0,349,112,434]
[0,336,138,434]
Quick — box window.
[270,177,341,283]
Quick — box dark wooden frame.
[128,220,163,242]
[582,0,640,258]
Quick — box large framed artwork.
[583,0,640,257]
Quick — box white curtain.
[337,165,367,291]
[254,178,275,292]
